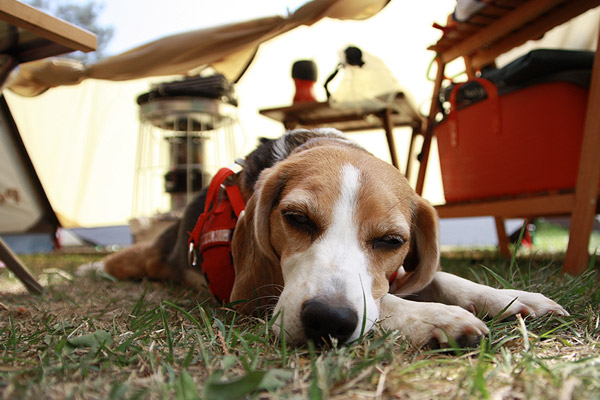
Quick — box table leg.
[416,59,446,195]
[564,25,600,275]
[494,216,512,258]
[381,107,400,170]
[405,128,418,180]
[0,237,43,294]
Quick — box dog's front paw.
[380,295,489,349]
[487,289,569,320]
[76,261,106,277]
[432,272,569,321]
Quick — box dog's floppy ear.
[230,166,284,311]
[394,197,440,295]
[252,166,286,264]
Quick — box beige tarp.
[7,0,390,97]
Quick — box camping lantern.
[133,75,239,221]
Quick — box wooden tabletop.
[259,92,424,133]
[0,0,97,62]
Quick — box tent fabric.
[0,96,58,234]
[4,78,151,227]
[7,0,390,97]
[0,114,44,233]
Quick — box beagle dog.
[95,129,568,348]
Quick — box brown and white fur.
[88,129,568,348]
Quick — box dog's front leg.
[379,293,489,348]
[408,271,569,320]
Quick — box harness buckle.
[188,241,198,268]
[228,161,244,175]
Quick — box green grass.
[533,218,600,254]
[0,222,599,399]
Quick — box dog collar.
[389,269,399,284]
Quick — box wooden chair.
[416,0,600,275]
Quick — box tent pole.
[0,237,43,295]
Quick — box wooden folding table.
[259,92,425,177]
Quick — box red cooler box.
[436,77,589,202]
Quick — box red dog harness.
[188,165,245,303]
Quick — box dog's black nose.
[301,299,358,345]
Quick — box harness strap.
[224,184,245,218]
[188,166,244,249]
[187,166,246,304]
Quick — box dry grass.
[0,249,599,399]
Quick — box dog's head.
[231,132,439,345]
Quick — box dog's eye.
[282,211,317,234]
[283,211,309,225]
[372,235,406,250]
